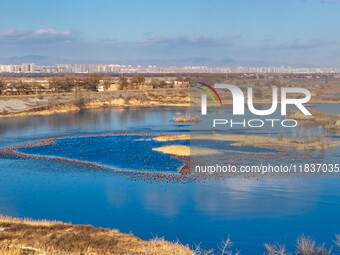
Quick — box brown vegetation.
[0,74,187,96]
[0,89,190,117]
[289,109,340,122]
[191,75,340,107]
[154,134,340,151]
[1,216,338,255]
[173,116,200,123]
[1,74,340,118]
[289,109,340,131]
[0,103,80,118]
[325,120,340,130]
[0,216,193,255]
[83,91,190,109]
[264,235,340,255]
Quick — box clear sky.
[1,0,340,66]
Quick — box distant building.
[174,80,189,88]
[22,63,35,73]
[97,80,120,92]
[97,84,104,92]
[1,62,340,74]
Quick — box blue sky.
[0,0,340,66]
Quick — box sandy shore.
[152,145,220,156]
[0,215,192,255]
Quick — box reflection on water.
[0,107,188,141]
[0,106,339,254]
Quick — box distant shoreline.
[1,84,340,118]
[0,89,190,118]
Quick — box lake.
[0,105,339,254]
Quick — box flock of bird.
[0,132,191,183]
[0,131,324,183]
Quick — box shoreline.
[0,89,190,118]
[0,103,190,118]
[1,87,340,119]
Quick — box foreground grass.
[263,235,340,255]
[0,216,192,255]
[1,215,339,255]
[192,235,340,255]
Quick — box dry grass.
[295,236,332,255]
[153,134,340,151]
[264,235,340,255]
[0,215,193,255]
[289,109,340,122]
[173,116,200,123]
[0,89,190,118]
[0,216,339,255]
[289,109,340,131]
[264,243,290,255]
[0,104,80,118]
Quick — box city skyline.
[1,0,340,67]
[1,62,340,74]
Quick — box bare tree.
[0,79,6,94]
[296,236,332,255]
[130,75,145,89]
[118,76,129,90]
[84,73,102,91]
[219,236,240,255]
[264,243,289,255]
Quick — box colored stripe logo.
[196,82,223,106]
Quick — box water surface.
[0,106,339,254]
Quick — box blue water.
[0,106,339,254]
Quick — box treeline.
[0,74,103,95]
[0,74,189,95]
[118,76,185,90]
[0,79,47,95]
[49,74,102,92]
